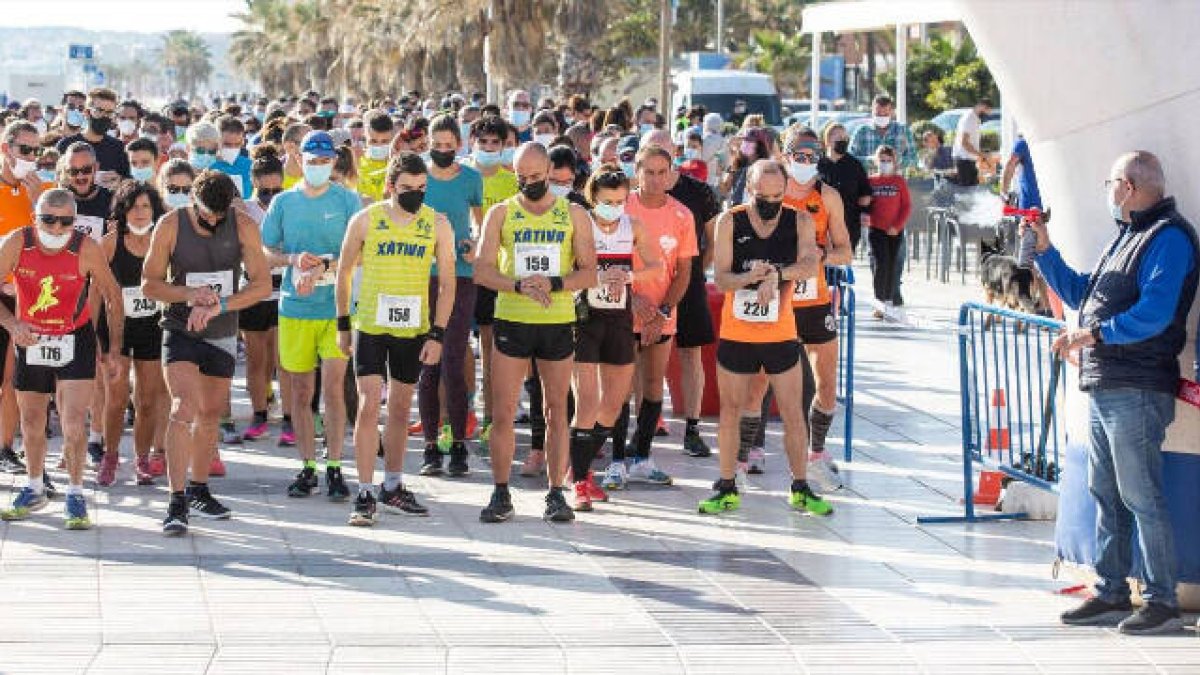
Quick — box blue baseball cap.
[301,130,337,158]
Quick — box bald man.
[472,142,597,523]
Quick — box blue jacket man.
[1031,151,1198,635]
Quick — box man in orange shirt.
[0,121,45,474]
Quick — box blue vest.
[1079,197,1199,393]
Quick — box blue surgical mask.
[500,147,515,165]
[303,162,333,187]
[509,109,531,127]
[474,149,502,167]
[639,123,655,135]
[255,111,266,123]
[621,161,636,179]
[365,144,389,161]
[189,152,215,171]
[683,148,700,161]
[35,169,55,183]
[593,202,624,222]
[1109,193,1127,222]
[66,108,84,128]
[130,165,155,183]
[459,123,472,143]
[164,192,192,210]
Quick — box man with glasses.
[59,91,86,134]
[0,188,125,529]
[55,87,129,190]
[0,121,46,475]
[507,90,534,144]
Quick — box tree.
[162,30,213,99]
[877,34,997,121]
[734,30,809,97]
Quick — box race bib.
[27,334,75,367]
[733,288,779,323]
[587,284,626,309]
[74,215,104,241]
[792,276,819,302]
[375,294,422,329]
[514,243,559,279]
[185,270,234,298]
[122,286,157,318]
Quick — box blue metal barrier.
[827,266,856,463]
[918,302,1067,524]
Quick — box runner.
[468,114,520,454]
[570,167,661,510]
[261,130,360,501]
[0,188,124,529]
[141,170,272,535]
[699,160,832,517]
[472,142,596,523]
[96,180,169,486]
[335,151,455,526]
[600,144,696,490]
[356,109,394,202]
[237,145,291,443]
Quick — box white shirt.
[952,110,982,161]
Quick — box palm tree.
[162,30,213,99]
[736,30,809,97]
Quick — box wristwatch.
[658,303,672,317]
[1089,323,1102,344]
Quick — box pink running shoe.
[241,421,269,441]
[96,451,118,487]
[134,455,154,485]
[147,451,166,477]
[209,456,227,477]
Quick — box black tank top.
[106,230,161,334]
[730,204,799,283]
[161,207,242,340]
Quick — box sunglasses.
[191,147,216,155]
[88,106,114,118]
[166,184,192,195]
[790,152,817,164]
[12,144,39,158]
[37,214,75,226]
[256,187,282,199]
[66,165,95,177]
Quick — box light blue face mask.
[66,108,84,128]
[500,147,516,165]
[621,162,636,179]
[35,169,55,183]
[303,162,333,186]
[509,109,531,127]
[474,149,502,167]
[639,123,655,135]
[130,165,155,183]
[189,152,215,171]
[164,192,192,210]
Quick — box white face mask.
[873,115,891,129]
[218,147,240,164]
[534,133,555,148]
[789,161,818,184]
[164,191,192,210]
[12,157,37,180]
[127,223,153,236]
[117,119,137,136]
[33,119,47,135]
[366,144,389,161]
[877,161,894,175]
[36,227,71,249]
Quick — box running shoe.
[628,457,672,485]
[477,420,492,457]
[747,447,766,475]
[1,486,48,520]
[479,487,514,523]
[789,482,833,516]
[162,494,189,536]
[699,487,741,514]
[220,421,242,445]
[807,451,843,492]
[134,455,154,485]
[682,430,711,458]
[43,474,58,500]
[186,484,231,519]
[419,444,444,476]
[447,442,469,477]
[87,440,105,466]
[600,461,628,491]
[437,424,452,453]
[407,419,423,435]
[465,410,479,438]
[278,419,296,447]
[96,451,118,487]
[241,420,269,441]
[520,449,546,477]
[209,455,227,477]
[64,493,92,530]
[287,467,319,497]
[125,402,135,427]
[147,451,166,477]
[584,472,609,503]
[313,413,325,439]
[0,446,26,474]
[543,488,575,522]
[655,417,669,437]
[572,481,593,511]
[379,483,429,516]
[348,490,377,527]
[326,466,350,502]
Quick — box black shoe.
[1118,602,1183,635]
[376,437,384,458]
[682,431,711,458]
[287,467,319,497]
[479,487,514,523]
[1060,596,1132,626]
[0,446,26,474]
[348,490,377,527]
[543,488,575,523]
[419,445,443,476]
[515,412,531,425]
[186,485,231,520]
[43,473,58,499]
[447,443,469,477]
[380,483,429,516]
[87,440,104,466]
[326,466,349,502]
[125,402,135,428]
[162,494,189,536]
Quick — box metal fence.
[828,265,856,463]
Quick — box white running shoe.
[600,461,629,490]
[627,457,673,485]
[807,451,843,492]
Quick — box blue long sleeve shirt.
[1036,226,1195,345]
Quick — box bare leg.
[535,356,575,487]
[487,350,529,485]
[16,392,51,481]
[132,359,168,457]
[102,356,132,458]
[55,380,94,486]
[321,358,349,461]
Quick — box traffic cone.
[974,470,1004,506]
[987,388,1010,453]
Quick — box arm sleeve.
[854,160,872,200]
[896,180,912,228]
[469,172,483,208]
[1100,228,1196,344]
[1034,245,1090,309]
[679,211,699,258]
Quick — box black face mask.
[832,139,849,155]
[88,115,110,135]
[754,197,783,221]
[395,189,425,213]
[196,207,222,231]
[428,149,456,169]
[519,178,549,201]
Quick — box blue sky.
[0,0,245,33]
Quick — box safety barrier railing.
[827,265,856,463]
[918,301,1066,523]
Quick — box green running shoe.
[698,489,741,514]
[789,483,833,516]
[477,420,492,457]
[437,423,453,454]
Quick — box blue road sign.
[68,44,94,60]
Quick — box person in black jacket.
[817,123,871,254]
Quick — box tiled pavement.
[1,268,1197,674]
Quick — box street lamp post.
[659,0,671,114]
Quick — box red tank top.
[15,228,90,334]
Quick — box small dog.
[979,237,1051,319]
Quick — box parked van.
[671,70,782,127]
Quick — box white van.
[671,70,783,127]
